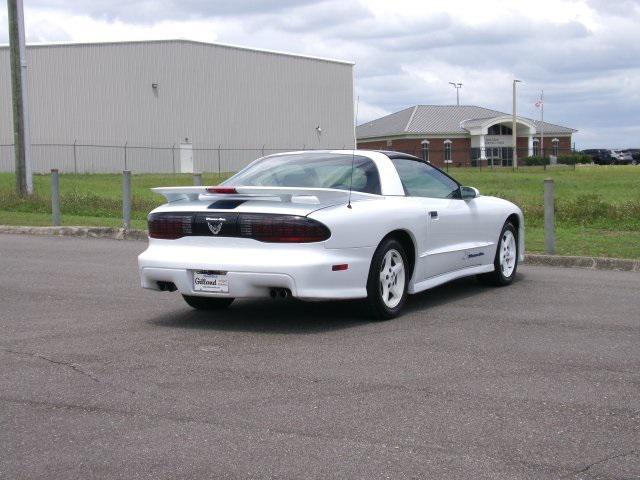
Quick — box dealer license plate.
[193,271,229,293]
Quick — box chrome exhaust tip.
[270,288,291,300]
[157,281,177,292]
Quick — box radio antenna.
[348,95,359,209]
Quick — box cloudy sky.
[1,0,639,148]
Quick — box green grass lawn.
[0,172,231,224]
[1,165,639,258]
[452,164,640,205]
[526,225,640,259]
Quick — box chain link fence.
[0,143,352,174]
[0,143,580,174]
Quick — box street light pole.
[449,82,463,106]
[512,79,521,170]
[540,89,544,159]
[7,0,33,195]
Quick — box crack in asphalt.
[0,395,610,478]
[1,348,140,396]
[0,395,533,471]
[3,348,101,383]
[562,450,639,478]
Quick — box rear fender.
[309,197,425,252]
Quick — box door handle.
[429,211,438,219]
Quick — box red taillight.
[148,213,192,239]
[332,264,349,271]
[147,212,330,243]
[238,214,330,243]
[206,187,237,194]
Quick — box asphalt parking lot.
[0,234,638,479]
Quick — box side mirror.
[460,186,479,200]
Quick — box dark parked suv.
[581,149,613,165]
[624,149,640,164]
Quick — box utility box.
[179,142,193,173]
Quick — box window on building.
[552,139,559,156]
[444,140,452,163]
[391,159,460,199]
[487,124,513,135]
[533,138,540,157]
[421,140,430,162]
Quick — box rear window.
[222,153,381,195]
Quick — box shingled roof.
[356,105,575,139]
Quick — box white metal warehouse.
[0,39,355,173]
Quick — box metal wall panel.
[0,40,355,173]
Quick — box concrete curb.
[1,225,638,272]
[524,253,640,272]
[0,225,147,241]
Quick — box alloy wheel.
[379,249,406,308]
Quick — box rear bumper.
[138,237,374,300]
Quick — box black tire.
[365,238,409,320]
[182,295,234,310]
[478,222,519,286]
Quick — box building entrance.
[486,147,513,167]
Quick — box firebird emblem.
[205,217,226,235]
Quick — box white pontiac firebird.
[138,150,524,319]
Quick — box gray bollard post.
[217,145,221,177]
[51,169,61,226]
[193,172,202,186]
[544,178,556,255]
[123,170,132,231]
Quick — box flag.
[535,99,544,108]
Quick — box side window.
[392,159,460,199]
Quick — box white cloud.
[2,0,638,148]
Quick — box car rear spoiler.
[151,186,379,204]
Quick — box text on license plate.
[193,271,229,293]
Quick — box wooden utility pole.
[7,0,33,195]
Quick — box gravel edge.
[1,225,638,272]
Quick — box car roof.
[371,150,422,161]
